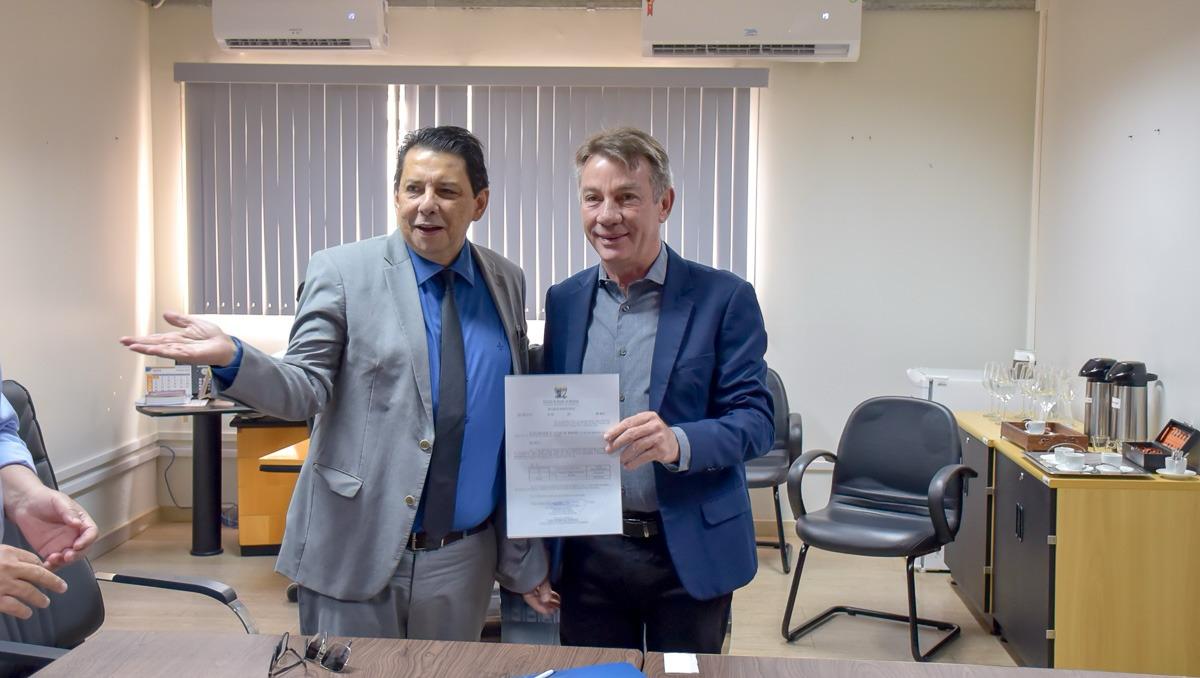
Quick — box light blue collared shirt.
[580,243,691,512]
[0,365,36,474]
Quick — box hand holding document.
[504,374,622,538]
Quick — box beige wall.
[0,0,159,540]
[1033,0,1200,430]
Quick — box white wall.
[146,6,1039,523]
[0,0,160,544]
[756,10,1038,487]
[1033,0,1199,431]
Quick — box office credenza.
[948,412,1200,676]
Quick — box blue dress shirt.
[407,244,511,532]
[212,244,512,533]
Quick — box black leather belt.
[622,511,661,539]
[407,522,489,552]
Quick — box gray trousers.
[298,523,497,639]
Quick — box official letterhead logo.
[554,386,568,399]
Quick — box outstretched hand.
[119,311,238,367]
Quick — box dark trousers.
[558,531,732,654]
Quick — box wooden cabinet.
[232,417,308,556]
[944,429,993,626]
[991,452,1055,668]
[953,412,1200,676]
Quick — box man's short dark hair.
[393,126,489,196]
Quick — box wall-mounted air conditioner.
[213,0,388,50]
[642,0,861,62]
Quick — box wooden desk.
[258,439,307,473]
[948,412,1200,676]
[642,653,1172,678]
[232,419,308,556]
[38,630,641,677]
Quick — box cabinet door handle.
[1015,503,1025,542]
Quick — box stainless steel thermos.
[1106,361,1157,446]
[1078,357,1117,446]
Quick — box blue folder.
[519,662,646,677]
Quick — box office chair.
[0,379,257,674]
[744,367,802,573]
[780,396,975,662]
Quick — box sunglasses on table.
[270,631,353,675]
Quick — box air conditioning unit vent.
[224,38,369,50]
[643,0,861,62]
[651,43,851,59]
[213,0,388,51]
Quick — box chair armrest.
[95,572,258,634]
[926,464,978,544]
[0,640,68,668]
[786,449,836,517]
[785,412,804,465]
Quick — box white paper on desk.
[504,374,622,538]
[663,653,700,674]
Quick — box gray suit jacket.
[223,231,547,601]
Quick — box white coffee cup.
[1024,420,1046,434]
[1100,451,1124,468]
[1053,445,1075,465]
[1059,451,1086,471]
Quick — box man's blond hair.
[575,127,673,200]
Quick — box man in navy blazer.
[542,128,774,653]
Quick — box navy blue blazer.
[542,245,775,600]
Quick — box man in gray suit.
[122,126,555,639]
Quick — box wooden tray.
[1000,421,1089,451]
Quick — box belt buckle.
[409,533,453,552]
[623,517,652,539]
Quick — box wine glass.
[1031,365,1059,423]
[1013,362,1036,419]
[982,362,998,420]
[1056,369,1079,424]
[994,365,1017,421]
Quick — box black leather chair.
[744,368,802,573]
[780,396,975,662]
[0,379,257,674]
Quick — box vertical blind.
[182,69,759,319]
[185,82,388,315]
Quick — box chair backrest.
[829,396,962,525]
[765,368,795,459]
[0,380,105,652]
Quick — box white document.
[663,653,700,674]
[504,374,622,538]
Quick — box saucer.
[1155,468,1197,479]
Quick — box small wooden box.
[1000,421,1089,452]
